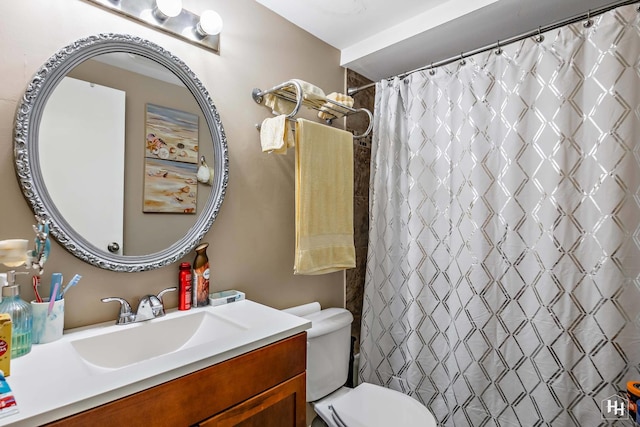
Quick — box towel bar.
[252,80,373,139]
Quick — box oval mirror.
[14,34,229,272]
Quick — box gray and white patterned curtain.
[360,4,640,426]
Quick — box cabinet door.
[46,333,306,427]
[199,373,306,427]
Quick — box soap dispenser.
[0,271,32,358]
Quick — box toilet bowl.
[312,383,436,427]
[283,303,437,427]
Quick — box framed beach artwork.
[143,103,199,214]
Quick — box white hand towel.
[318,92,354,121]
[260,115,295,154]
[295,79,326,100]
[265,79,326,115]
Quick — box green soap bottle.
[0,271,32,358]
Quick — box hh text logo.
[601,394,628,420]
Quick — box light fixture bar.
[83,0,220,54]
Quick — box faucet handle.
[157,286,177,305]
[145,295,165,318]
[101,297,133,325]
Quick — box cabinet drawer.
[199,373,306,427]
[47,332,307,427]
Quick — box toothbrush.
[47,281,59,316]
[32,276,42,303]
[49,273,63,303]
[61,274,82,298]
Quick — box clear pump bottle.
[0,271,32,358]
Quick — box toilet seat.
[314,383,437,427]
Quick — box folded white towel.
[318,92,354,121]
[260,115,295,154]
[264,95,295,116]
[265,79,326,115]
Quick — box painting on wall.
[143,104,199,213]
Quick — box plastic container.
[178,262,192,311]
[209,290,245,307]
[31,298,64,344]
[0,271,32,358]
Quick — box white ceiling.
[256,0,621,82]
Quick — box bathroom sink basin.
[7,300,311,426]
[70,311,248,369]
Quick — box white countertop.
[0,300,310,426]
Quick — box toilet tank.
[302,307,354,401]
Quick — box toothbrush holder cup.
[30,298,64,344]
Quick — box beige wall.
[0,0,346,328]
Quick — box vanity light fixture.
[196,10,223,37]
[152,0,183,22]
[83,0,221,54]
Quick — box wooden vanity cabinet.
[46,332,307,427]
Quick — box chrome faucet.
[101,287,177,325]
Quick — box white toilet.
[284,303,437,427]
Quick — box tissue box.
[209,290,245,307]
[0,314,11,376]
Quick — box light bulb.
[196,10,223,36]
[154,0,182,21]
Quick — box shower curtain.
[360,4,640,426]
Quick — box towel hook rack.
[252,80,372,139]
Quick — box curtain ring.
[583,9,593,28]
[429,62,436,76]
[459,52,466,66]
[495,40,503,55]
[534,26,545,43]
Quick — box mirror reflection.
[38,53,214,256]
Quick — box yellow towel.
[260,115,295,154]
[294,119,355,275]
[318,92,354,121]
[265,79,326,115]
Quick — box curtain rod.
[347,0,640,96]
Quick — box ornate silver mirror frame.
[14,33,229,272]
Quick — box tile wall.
[345,70,374,353]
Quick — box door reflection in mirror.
[39,77,125,255]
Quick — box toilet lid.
[329,383,437,427]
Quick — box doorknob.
[107,242,120,253]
